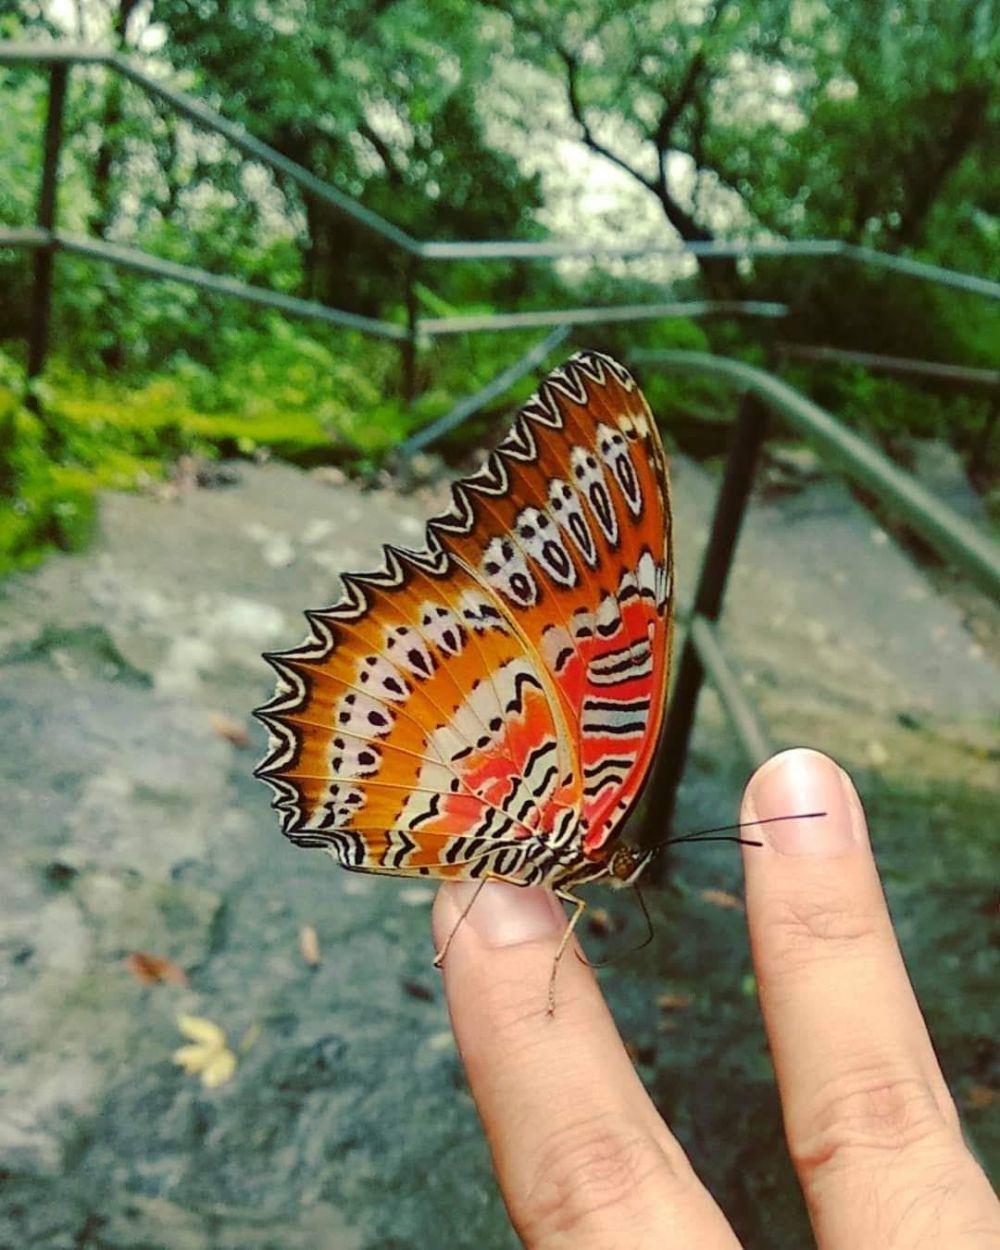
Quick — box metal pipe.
[0,227,50,250]
[107,55,419,255]
[2,45,998,303]
[397,325,571,457]
[419,238,844,263]
[776,343,1000,388]
[27,62,68,383]
[842,244,1000,302]
[402,256,420,404]
[641,392,771,841]
[51,231,409,340]
[0,43,107,63]
[633,351,1000,601]
[688,614,774,767]
[418,300,788,336]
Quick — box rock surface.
[0,454,996,1249]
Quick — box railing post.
[27,61,69,392]
[641,390,770,845]
[402,256,419,405]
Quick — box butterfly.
[254,350,673,1006]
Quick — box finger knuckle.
[789,1061,957,1182]
[519,1114,680,1246]
[764,890,883,970]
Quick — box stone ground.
[0,449,996,1249]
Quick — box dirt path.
[1,455,995,1249]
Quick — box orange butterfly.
[255,351,673,1003]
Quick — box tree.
[477,0,998,302]
[147,0,543,314]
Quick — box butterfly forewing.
[255,351,673,886]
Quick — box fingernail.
[743,748,862,856]
[443,881,563,948]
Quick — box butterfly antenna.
[655,811,828,852]
[582,884,655,969]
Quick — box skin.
[432,748,1000,1249]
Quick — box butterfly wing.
[254,350,673,883]
[431,352,673,858]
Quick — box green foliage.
[0,323,418,576]
[2,0,997,581]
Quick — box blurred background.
[0,2,997,1247]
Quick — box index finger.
[433,881,740,1250]
[740,749,997,1249]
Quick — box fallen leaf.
[176,1012,226,1047]
[401,978,434,1002]
[299,924,321,967]
[656,992,693,1011]
[209,712,250,749]
[173,1013,237,1088]
[123,951,188,987]
[700,888,744,911]
[962,1084,997,1110]
[866,739,890,767]
[624,1040,655,1066]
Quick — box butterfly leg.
[432,876,492,969]
[548,889,588,1016]
[432,872,536,970]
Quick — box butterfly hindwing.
[255,350,673,884]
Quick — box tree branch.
[889,84,991,251]
[654,48,707,151]
[557,47,656,192]
[356,120,404,186]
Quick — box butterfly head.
[606,844,657,889]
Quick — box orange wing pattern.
[255,351,673,890]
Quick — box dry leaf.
[401,978,434,1002]
[700,888,744,911]
[656,992,693,1011]
[173,1013,237,1088]
[624,1040,655,1066]
[123,951,188,987]
[209,712,250,749]
[962,1084,997,1110]
[866,739,890,767]
[299,924,321,967]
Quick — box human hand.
[432,748,999,1249]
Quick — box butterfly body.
[255,351,673,902]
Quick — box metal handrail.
[633,351,1000,599]
[0,43,418,253]
[417,300,788,336]
[5,39,1000,303]
[398,326,571,457]
[2,39,998,389]
[2,40,996,842]
[633,351,1000,837]
[54,231,408,340]
[776,343,1000,388]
